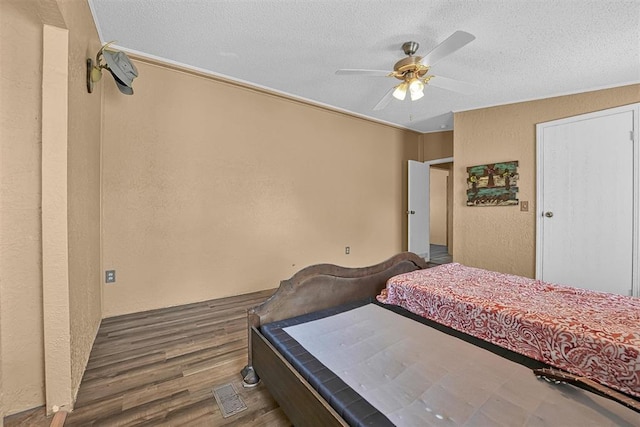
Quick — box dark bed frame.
[240,252,428,426]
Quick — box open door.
[408,160,429,260]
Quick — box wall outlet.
[520,201,529,212]
[345,246,350,255]
[105,270,116,283]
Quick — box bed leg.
[241,365,260,388]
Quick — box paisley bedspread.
[377,263,640,398]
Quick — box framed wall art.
[466,161,519,206]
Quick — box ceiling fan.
[336,31,476,110]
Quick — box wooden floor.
[429,244,452,265]
[6,289,291,427]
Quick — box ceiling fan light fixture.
[392,82,408,100]
[410,88,424,101]
[409,78,425,101]
[409,78,424,93]
[336,31,476,113]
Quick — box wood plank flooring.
[6,289,292,427]
[4,407,51,427]
[429,244,452,265]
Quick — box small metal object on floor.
[213,383,248,418]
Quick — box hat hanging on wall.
[87,42,138,95]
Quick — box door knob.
[544,211,554,218]
[407,210,415,215]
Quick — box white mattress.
[283,304,639,426]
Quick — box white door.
[408,160,429,260]
[536,105,638,296]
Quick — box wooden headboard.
[248,251,427,328]
[241,252,427,381]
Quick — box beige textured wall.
[1,0,103,416]
[421,131,453,161]
[0,1,47,413]
[429,168,448,245]
[453,84,640,277]
[102,61,420,316]
[57,0,103,400]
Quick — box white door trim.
[536,103,639,296]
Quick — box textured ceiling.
[88,0,640,133]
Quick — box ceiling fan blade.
[335,69,390,76]
[373,87,396,111]
[428,75,476,95]
[421,31,475,66]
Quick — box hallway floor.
[429,244,452,265]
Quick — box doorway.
[408,157,453,262]
[536,103,639,296]
[429,163,452,264]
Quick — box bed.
[240,252,640,426]
[379,262,640,399]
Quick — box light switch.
[520,201,529,212]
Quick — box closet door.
[536,105,638,296]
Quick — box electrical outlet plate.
[345,246,350,254]
[105,270,116,283]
